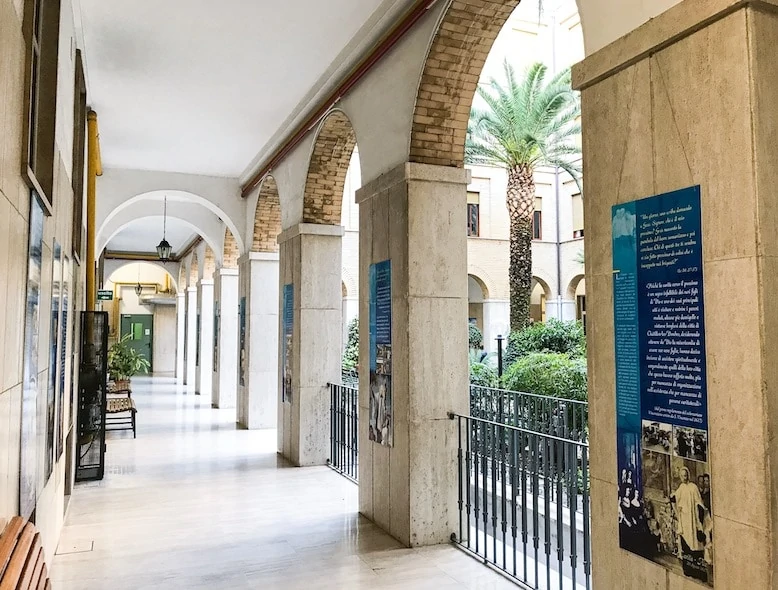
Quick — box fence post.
[496,334,504,378]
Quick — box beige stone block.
[581,64,643,278]
[390,418,411,545]
[704,257,768,530]
[370,188,391,263]
[372,442,391,532]
[407,296,469,421]
[297,309,342,388]
[294,385,329,466]
[357,406,374,517]
[299,234,342,311]
[710,515,770,589]
[408,418,458,546]
[750,9,778,258]
[653,12,757,262]
[407,180,467,299]
[586,273,617,485]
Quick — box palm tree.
[467,60,581,331]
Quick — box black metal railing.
[470,385,588,443]
[328,382,359,483]
[451,413,591,590]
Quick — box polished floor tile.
[52,376,517,589]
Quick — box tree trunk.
[507,164,536,332]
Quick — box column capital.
[357,161,469,204]
[572,0,772,91]
[218,268,239,277]
[177,292,186,300]
[198,279,215,287]
[277,223,344,245]
[187,286,197,294]
[238,251,281,265]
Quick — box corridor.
[51,377,515,589]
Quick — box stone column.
[237,253,279,429]
[277,224,343,466]
[356,163,468,547]
[212,268,239,409]
[176,292,186,381]
[196,279,214,398]
[185,287,197,388]
[573,3,778,588]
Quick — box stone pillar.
[196,279,214,398]
[185,287,197,388]
[212,268,239,409]
[237,253,279,429]
[176,292,186,381]
[277,224,343,466]
[356,163,468,547]
[573,3,778,587]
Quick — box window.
[71,50,87,263]
[532,197,542,240]
[572,193,584,238]
[22,0,62,213]
[467,191,480,237]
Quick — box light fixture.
[134,265,143,297]
[156,195,172,262]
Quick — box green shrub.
[504,319,586,366]
[470,362,498,388]
[468,323,484,350]
[342,317,359,371]
[501,352,588,401]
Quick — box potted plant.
[108,334,150,389]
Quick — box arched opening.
[568,274,586,330]
[530,276,552,323]
[252,175,282,253]
[303,110,358,225]
[105,262,179,374]
[467,274,489,333]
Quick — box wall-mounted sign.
[613,186,713,586]
[97,290,113,301]
[282,284,294,404]
[369,260,392,447]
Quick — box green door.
[120,314,154,372]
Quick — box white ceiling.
[76,0,415,178]
[107,217,198,255]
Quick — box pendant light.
[156,195,172,262]
[134,265,143,296]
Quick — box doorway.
[120,314,154,371]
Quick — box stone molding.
[573,0,778,90]
[276,223,344,245]
[356,162,469,205]
[237,251,281,265]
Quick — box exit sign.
[97,290,113,301]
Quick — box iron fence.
[451,413,591,590]
[328,382,359,482]
[470,385,588,444]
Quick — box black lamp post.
[156,195,172,262]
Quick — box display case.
[75,311,109,482]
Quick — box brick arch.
[189,254,199,286]
[223,227,239,269]
[203,246,216,280]
[410,0,521,168]
[302,110,357,225]
[252,175,281,253]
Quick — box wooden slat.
[18,537,41,590]
[36,565,48,590]
[0,517,25,579]
[29,548,44,590]
[0,524,34,590]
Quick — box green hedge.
[501,352,587,401]
[504,319,586,366]
[468,324,484,350]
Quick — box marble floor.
[52,376,518,589]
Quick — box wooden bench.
[106,386,137,438]
[0,517,51,590]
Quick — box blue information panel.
[239,297,246,387]
[614,186,713,586]
[282,284,294,404]
[369,260,392,446]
